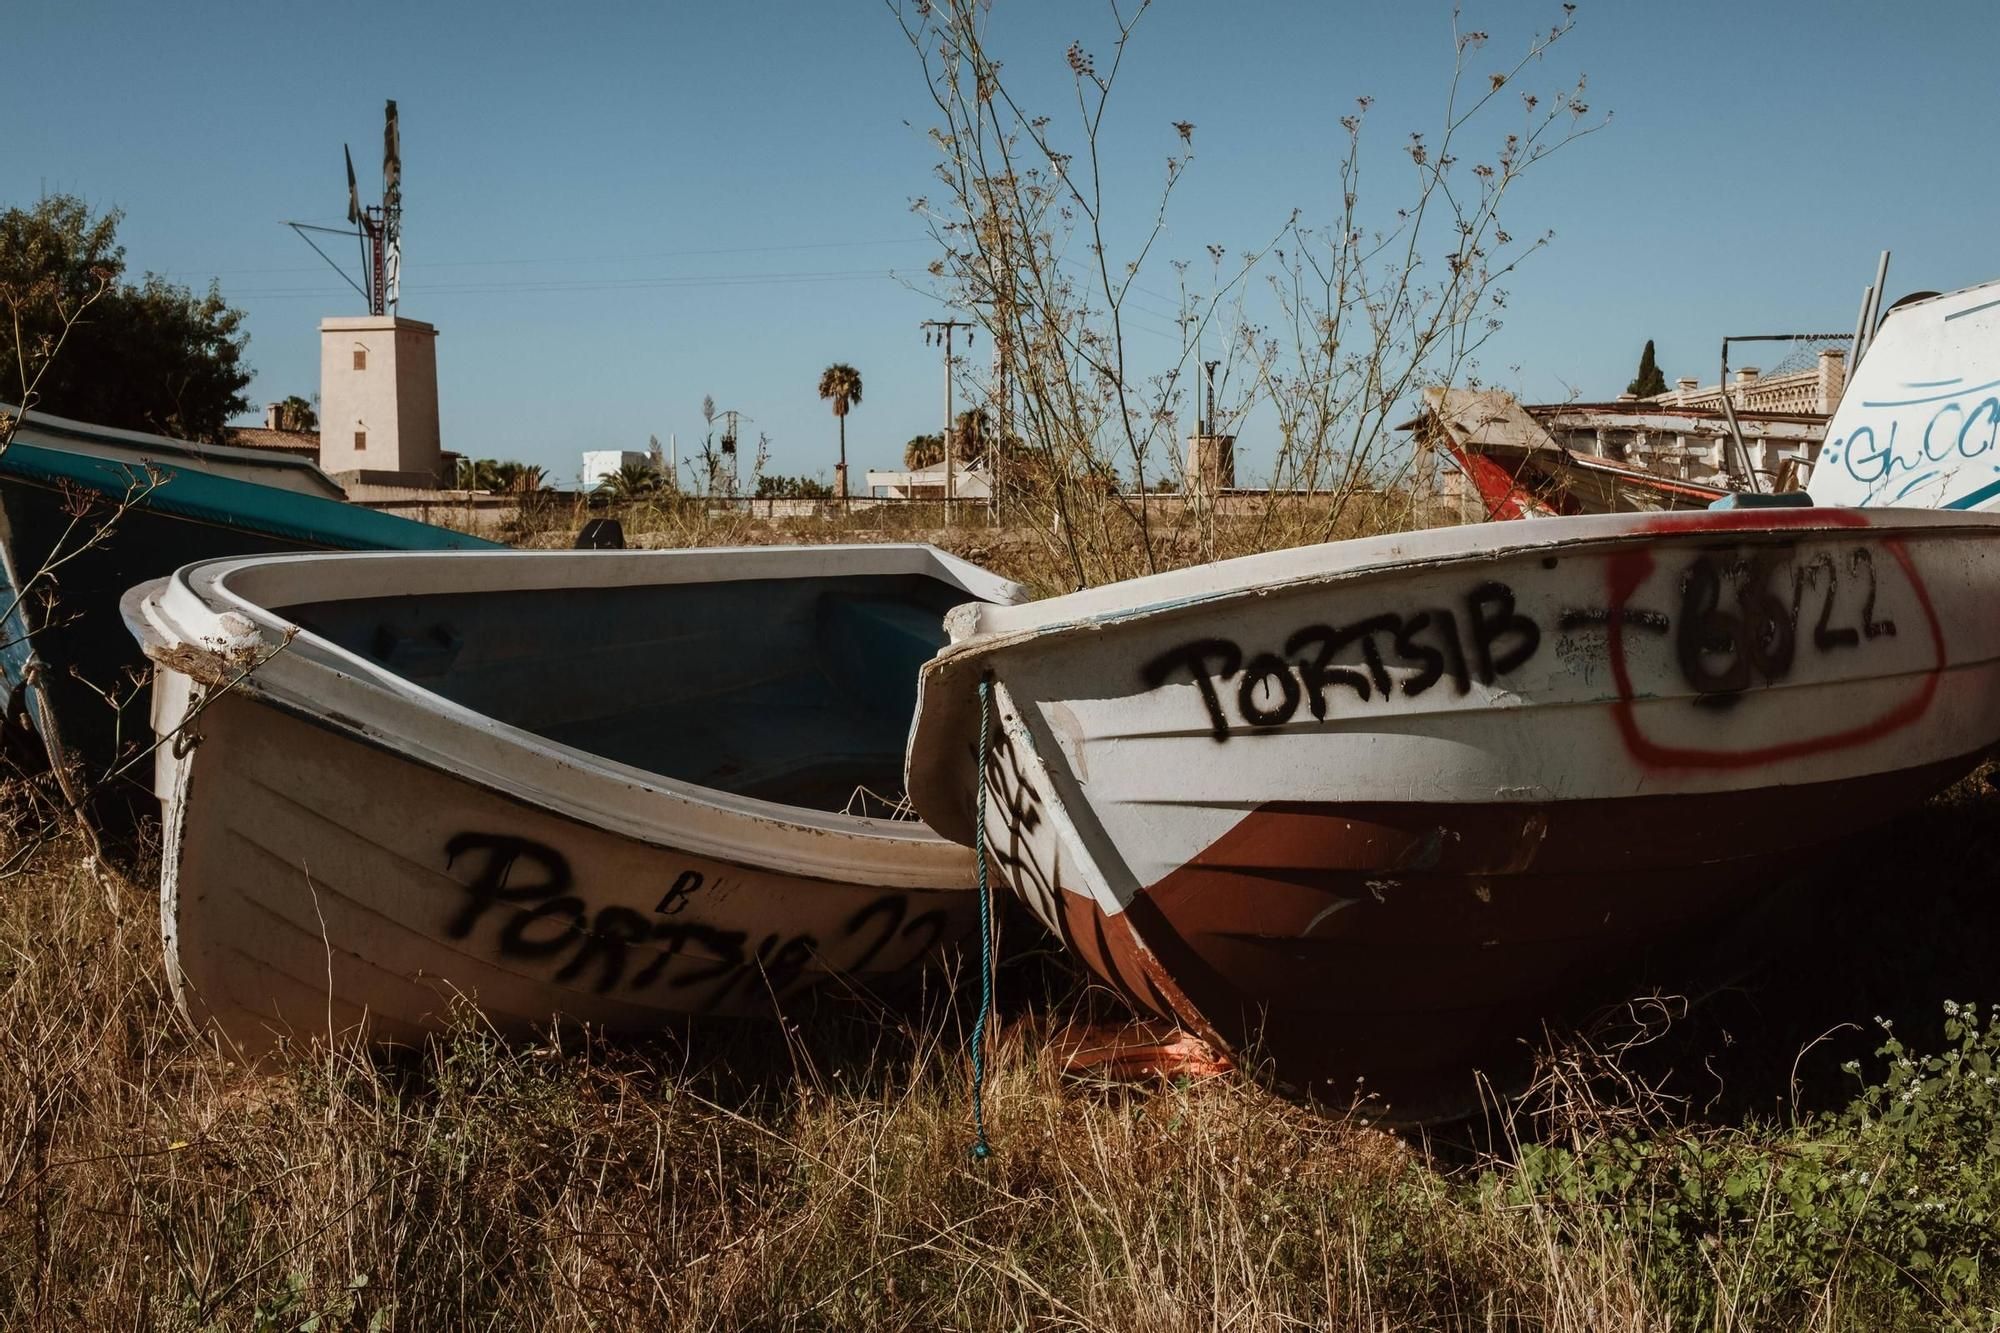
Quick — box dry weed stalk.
[893,0,1606,587]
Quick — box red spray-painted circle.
[1602,510,1945,771]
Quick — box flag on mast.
[344,145,362,226]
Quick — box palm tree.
[455,457,501,490]
[274,394,317,432]
[598,461,661,502]
[817,363,863,505]
[954,408,992,463]
[487,460,525,494]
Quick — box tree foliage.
[816,363,863,418]
[754,474,834,499]
[273,395,316,432]
[1627,339,1668,398]
[903,409,1032,474]
[0,195,251,442]
[817,362,863,498]
[456,457,549,494]
[595,461,664,501]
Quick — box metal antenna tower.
[286,100,404,316]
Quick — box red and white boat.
[906,507,2000,1118]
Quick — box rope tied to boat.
[969,670,996,1161]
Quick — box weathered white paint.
[909,508,2000,935]
[1813,280,2000,512]
[125,544,1026,1052]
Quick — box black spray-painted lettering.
[654,870,704,915]
[1465,581,1542,683]
[1141,544,1903,733]
[1139,638,1241,740]
[441,832,951,1006]
[1674,547,1897,703]
[444,833,573,939]
[1140,582,1538,740]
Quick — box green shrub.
[1495,1003,2000,1327]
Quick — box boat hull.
[0,437,492,827]
[130,543,1023,1053]
[909,509,2000,1118]
[158,688,971,1052]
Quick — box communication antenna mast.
[286,100,404,316]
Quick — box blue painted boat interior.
[280,572,968,813]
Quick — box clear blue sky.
[4,2,1994,486]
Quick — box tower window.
[352,345,368,371]
[354,430,367,451]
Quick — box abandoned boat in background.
[1808,277,2000,513]
[125,544,1027,1052]
[906,507,2000,1119]
[0,407,495,821]
[1408,388,1732,519]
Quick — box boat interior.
[279,571,972,814]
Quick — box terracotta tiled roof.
[223,426,321,457]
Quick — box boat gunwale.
[1,402,349,495]
[130,544,1028,888]
[905,506,2000,843]
[932,507,2000,651]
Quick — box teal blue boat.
[0,407,498,825]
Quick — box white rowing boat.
[124,544,1025,1053]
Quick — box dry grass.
[6,788,1999,1329]
[498,487,1443,598]
[6,507,1998,1329]
[0,826,1664,1331]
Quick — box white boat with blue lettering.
[905,506,2000,1119]
[1811,277,2000,512]
[122,544,1025,1054]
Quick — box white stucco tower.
[318,315,442,483]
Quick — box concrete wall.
[319,315,442,482]
[1185,433,1237,494]
[1653,348,1847,416]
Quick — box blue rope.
[969,672,995,1160]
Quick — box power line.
[225,266,911,299]
[168,235,929,279]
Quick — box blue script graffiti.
[1821,376,2000,503]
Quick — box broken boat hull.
[907,508,2000,1119]
[127,545,1025,1053]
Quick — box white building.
[865,461,992,500]
[581,450,651,489]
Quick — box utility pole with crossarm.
[921,317,976,526]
